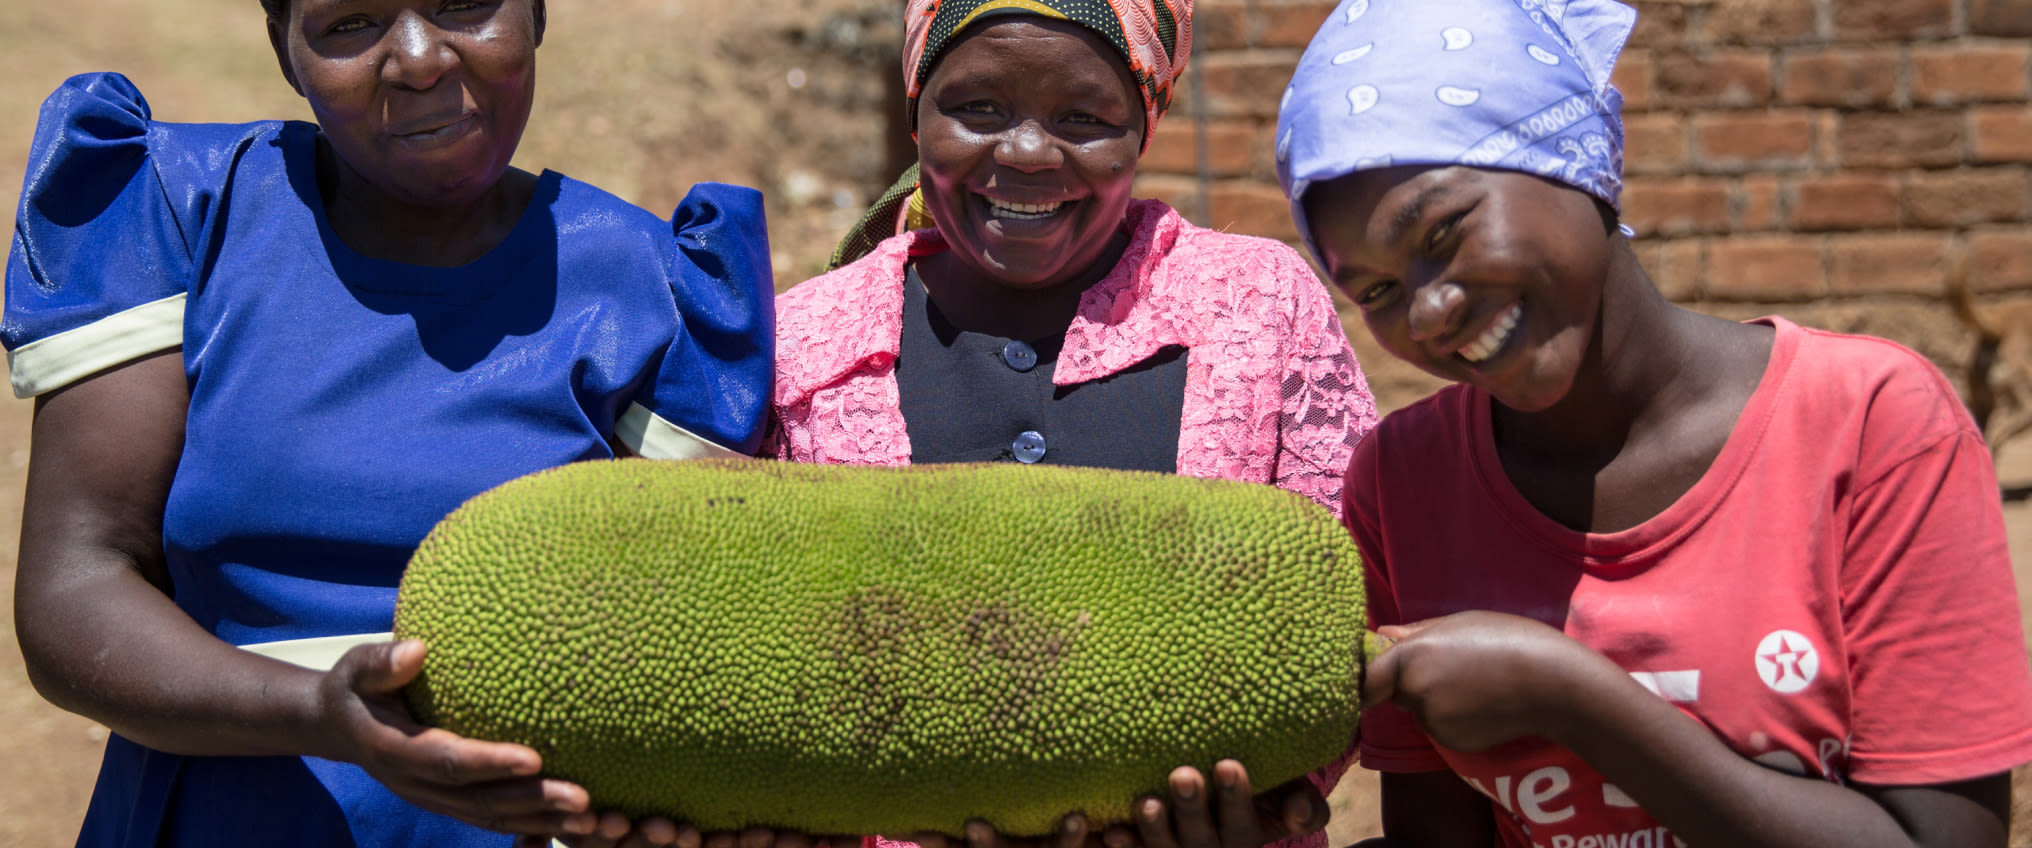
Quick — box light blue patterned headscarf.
[1275,0,1637,257]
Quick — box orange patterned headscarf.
[902,0,1193,153]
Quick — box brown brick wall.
[1134,0,2032,408]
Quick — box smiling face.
[914,18,1144,292]
[1304,166,1614,413]
[269,0,543,210]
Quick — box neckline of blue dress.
[283,121,563,301]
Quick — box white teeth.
[1459,303,1521,363]
[986,197,1064,219]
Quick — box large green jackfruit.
[394,458,1372,837]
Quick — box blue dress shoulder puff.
[3,72,775,848]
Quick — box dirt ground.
[1,0,2030,845]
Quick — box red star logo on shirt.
[1755,629,1820,694]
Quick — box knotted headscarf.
[831,0,1193,269]
[904,0,1192,149]
[1275,0,1636,259]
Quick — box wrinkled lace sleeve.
[765,245,915,467]
[1271,256,1378,522]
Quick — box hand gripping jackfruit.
[394,458,1373,837]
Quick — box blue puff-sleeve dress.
[3,73,775,847]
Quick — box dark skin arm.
[1363,612,2011,848]
[16,352,597,838]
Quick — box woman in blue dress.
[4,1,772,845]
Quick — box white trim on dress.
[617,402,740,460]
[241,632,396,671]
[7,293,185,398]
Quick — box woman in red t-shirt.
[1269,0,2032,845]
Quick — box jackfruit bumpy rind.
[394,459,1367,837]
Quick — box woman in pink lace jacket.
[762,2,1375,847]
[767,0,1377,525]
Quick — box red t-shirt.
[1346,317,2032,848]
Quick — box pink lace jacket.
[767,199,1378,520]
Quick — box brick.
[1130,175,1202,220]
[1632,238,1705,301]
[1692,110,1816,172]
[1706,235,1827,300]
[1656,50,1772,108]
[1901,168,2029,226]
[1828,232,1952,295]
[1208,180,1299,240]
[1911,46,2031,105]
[1835,112,1964,168]
[1198,52,1303,118]
[1198,2,1338,50]
[1735,175,1783,231]
[1813,109,1841,168]
[1967,229,2032,290]
[1196,3,1251,51]
[1629,2,1692,49]
[1613,50,1656,112]
[1622,113,1688,174]
[1788,173,1902,231]
[1833,0,1957,41]
[1700,0,1822,45]
[1140,119,1262,178]
[1972,0,2032,37]
[1258,3,1341,49]
[1166,71,1203,118]
[1970,107,2032,162]
[1777,48,1901,108]
[1621,178,1733,236]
